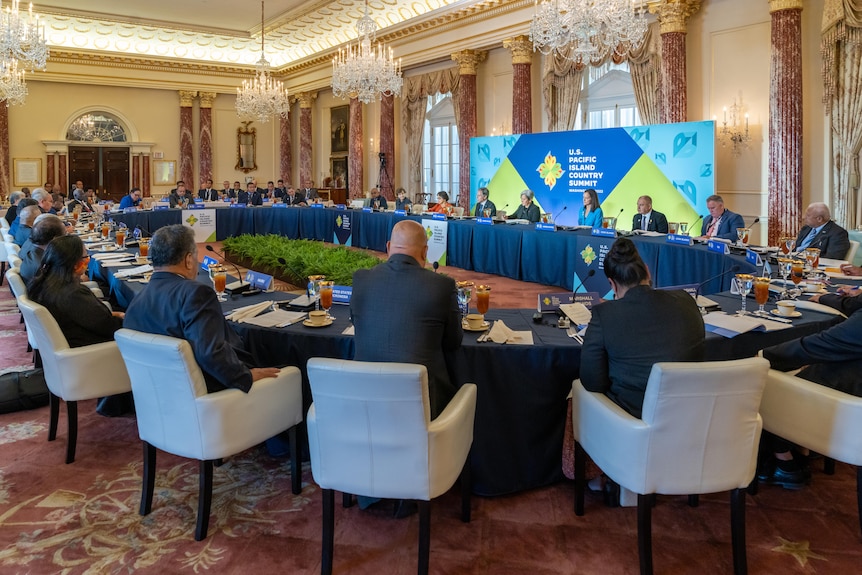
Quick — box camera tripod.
[376,152,393,197]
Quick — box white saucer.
[303,318,334,328]
[98,245,117,251]
[770,309,802,318]
[462,320,490,332]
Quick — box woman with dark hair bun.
[27,235,123,348]
[579,237,704,419]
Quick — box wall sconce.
[714,98,751,156]
[491,120,511,137]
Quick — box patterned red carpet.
[1,267,861,573]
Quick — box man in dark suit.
[473,186,497,217]
[580,237,705,419]
[221,180,235,199]
[124,224,279,393]
[351,220,463,419]
[793,202,850,259]
[632,195,669,233]
[301,180,319,203]
[284,187,307,206]
[198,179,218,201]
[698,194,745,241]
[245,182,264,206]
[18,215,67,283]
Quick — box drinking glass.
[790,260,805,285]
[602,216,617,230]
[115,228,126,249]
[319,280,335,320]
[101,221,110,240]
[668,222,679,234]
[779,236,792,255]
[804,247,820,271]
[784,237,796,254]
[736,228,750,245]
[735,273,754,314]
[753,277,770,314]
[138,238,150,258]
[88,220,96,232]
[678,222,688,235]
[212,268,227,302]
[456,281,474,321]
[777,257,793,284]
[307,275,325,309]
[476,285,491,315]
[483,208,491,217]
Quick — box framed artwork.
[153,160,176,186]
[330,156,348,188]
[330,105,349,153]
[12,158,41,187]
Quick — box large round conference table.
[90,250,842,497]
[109,205,759,294]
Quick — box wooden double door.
[69,146,130,203]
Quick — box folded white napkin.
[792,299,847,318]
[113,264,153,278]
[487,320,534,345]
[92,252,135,261]
[225,301,274,323]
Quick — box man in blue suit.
[699,194,745,241]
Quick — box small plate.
[462,320,490,332]
[98,245,117,252]
[134,257,151,265]
[770,309,802,318]
[303,318,334,328]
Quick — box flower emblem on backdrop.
[185,214,199,227]
[536,151,564,190]
[581,245,597,266]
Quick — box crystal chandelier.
[330,0,402,104]
[235,1,289,123]
[530,0,648,64]
[0,0,49,106]
[717,99,751,157]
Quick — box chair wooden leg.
[730,488,748,575]
[418,500,431,575]
[322,488,335,575]
[289,425,301,495]
[825,457,836,475]
[688,494,699,507]
[0,261,6,286]
[140,441,157,516]
[747,476,759,496]
[342,493,354,508]
[64,401,78,464]
[637,494,654,575]
[34,349,42,369]
[195,460,214,541]
[47,392,59,441]
[574,441,586,516]
[460,454,472,523]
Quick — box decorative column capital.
[178,90,197,107]
[648,0,701,34]
[769,0,803,13]
[451,49,487,75]
[503,35,534,65]
[294,91,317,109]
[198,91,217,108]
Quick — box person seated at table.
[395,187,412,212]
[284,186,307,206]
[9,197,38,237]
[124,224,280,393]
[272,180,286,200]
[221,180,235,199]
[578,188,603,227]
[632,195,668,233]
[262,181,276,200]
[32,189,56,215]
[427,191,454,215]
[118,187,142,210]
[4,191,24,226]
[369,187,388,210]
[169,181,194,208]
[14,205,41,247]
[507,189,541,223]
[232,180,243,198]
[18,215,68,283]
[792,202,850,259]
[245,182,264,206]
[301,180,319,203]
[196,179,216,201]
[473,186,497,217]
[67,188,95,214]
[810,266,862,315]
[580,237,705,419]
[697,194,745,241]
[759,308,862,488]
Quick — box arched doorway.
[65,111,130,202]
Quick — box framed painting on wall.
[330,156,348,189]
[331,105,349,153]
[13,158,41,187]
[153,160,176,186]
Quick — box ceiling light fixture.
[0,0,49,106]
[235,1,289,123]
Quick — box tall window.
[66,112,127,142]
[574,61,641,130]
[422,94,459,201]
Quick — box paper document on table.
[505,219,530,225]
[225,301,273,323]
[101,260,135,268]
[696,295,720,308]
[558,303,592,326]
[113,264,153,278]
[243,309,306,328]
[487,321,533,345]
[703,312,791,338]
[633,230,666,237]
[92,252,134,261]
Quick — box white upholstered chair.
[114,328,304,541]
[306,358,477,575]
[5,269,35,350]
[0,238,8,286]
[846,240,860,264]
[7,251,20,272]
[759,368,862,537]
[572,357,769,575]
[16,295,131,464]
[453,206,465,217]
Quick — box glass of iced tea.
[753,277,770,314]
[804,247,820,270]
[668,222,679,235]
[736,227,750,245]
[88,220,95,232]
[138,238,149,258]
[319,280,335,320]
[790,260,805,285]
[101,222,110,239]
[735,273,754,314]
[212,267,227,302]
[115,228,125,248]
[476,285,491,316]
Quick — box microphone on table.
[695,264,741,298]
[433,261,439,273]
[205,244,251,295]
[572,269,596,298]
[750,217,760,227]
[690,214,705,234]
[552,205,567,225]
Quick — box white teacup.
[308,310,328,325]
[466,313,485,330]
[776,301,797,316]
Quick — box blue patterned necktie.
[798,227,818,250]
